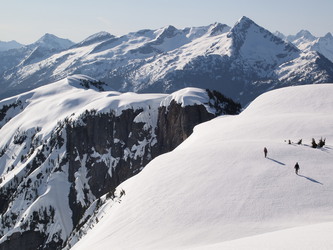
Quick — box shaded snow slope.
[73,84,333,250]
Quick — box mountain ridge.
[276,29,333,62]
[0,16,333,105]
[0,40,24,52]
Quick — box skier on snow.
[264,147,268,158]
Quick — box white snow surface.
[0,75,216,158]
[73,84,333,250]
[285,30,333,62]
[160,87,214,111]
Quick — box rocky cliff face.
[0,77,241,249]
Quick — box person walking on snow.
[264,147,268,158]
[294,162,300,175]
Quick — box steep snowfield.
[73,84,333,250]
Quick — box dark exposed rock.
[0,231,44,250]
[66,109,154,227]
[156,101,214,154]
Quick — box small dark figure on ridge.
[264,147,268,158]
[294,162,300,175]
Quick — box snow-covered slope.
[278,30,333,63]
[311,33,333,62]
[72,84,333,250]
[0,33,74,95]
[1,17,333,105]
[286,30,317,50]
[0,75,239,249]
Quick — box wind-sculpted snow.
[72,84,333,250]
[0,75,239,249]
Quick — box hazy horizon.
[1,0,332,44]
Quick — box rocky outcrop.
[156,102,214,153]
[66,109,155,227]
[0,231,44,250]
[0,86,241,249]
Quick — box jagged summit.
[154,25,179,41]
[230,16,256,35]
[295,29,316,40]
[227,15,298,59]
[236,15,255,25]
[273,31,286,40]
[287,29,316,43]
[209,22,230,36]
[285,29,333,62]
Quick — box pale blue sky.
[0,0,332,44]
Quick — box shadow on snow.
[267,157,285,166]
[298,174,323,185]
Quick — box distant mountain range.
[0,40,24,52]
[275,29,333,62]
[0,16,333,105]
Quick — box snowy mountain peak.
[273,31,286,40]
[237,15,255,25]
[227,16,297,59]
[229,16,262,40]
[287,29,316,42]
[323,32,333,40]
[296,29,315,39]
[156,25,178,39]
[209,22,230,36]
[37,33,60,42]
[227,16,258,51]
[34,33,74,51]
[76,31,114,47]
[232,16,256,31]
